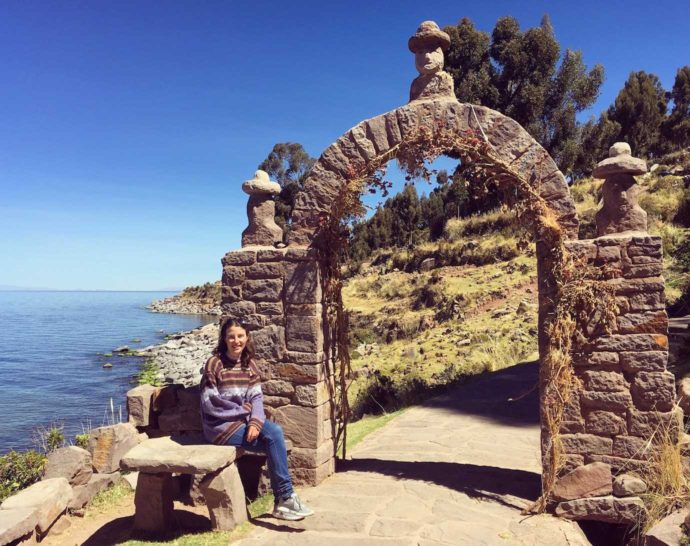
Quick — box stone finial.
[593,143,648,236]
[593,142,647,179]
[241,170,283,247]
[242,170,281,196]
[408,21,455,102]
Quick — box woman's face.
[225,325,248,360]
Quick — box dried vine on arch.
[316,125,617,510]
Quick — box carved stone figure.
[241,170,283,246]
[408,21,455,102]
[593,143,648,236]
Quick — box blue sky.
[1,0,689,290]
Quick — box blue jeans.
[226,420,293,500]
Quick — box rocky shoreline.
[136,321,219,387]
[147,296,221,315]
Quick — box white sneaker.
[273,493,314,520]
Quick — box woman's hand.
[246,424,260,442]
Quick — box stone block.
[43,446,92,486]
[627,244,661,258]
[199,464,248,530]
[563,394,583,422]
[273,404,326,448]
[152,385,180,412]
[221,285,242,304]
[364,116,391,155]
[221,266,245,286]
[68,472,120,510]
[245,262,283,279]
[286,315,323,353]
[631,255,661,264]
[256,248,287,262]
[294,381,332,407]
[581,370,627,392]
[1,478,72,534]
[284,261,321,304]
[560,434,613,455]
[552,462,612,502]
[273,362,323,384]
[628,408,682,441]
[585,411,626,436]
[588,334,668,353]
[613,475,647,497]
[572,351,619,368]
[251,325,285,361]
[242,279,282,302]
[610,277,665,295]
[127,384,157,427]
[291,456,335,486]
[616,311,668,334]
[288,442,334,469]
[134,473,175,533]
[612,435,648,459]
[624,263,664,278]
[158,407,202,432]
[631,371,675,411]
[0,507,37,546]
[644,508,686,546]
[285,350,326,364]
[121,436,236,474]
[262,380,295,396]
[177,385,200,409]
[222,250,256,266]
[628,292,666,312]
[620,351,667,373]
[286,303,322,316]
[585,454,649,475]
[561,421,585,434]
[257,302,283,316]
[88,423,141,474]
[566,240,597,261]
[348,126,377,162]
[581,390,633,412]
[596,246,621,264]
[285,247,318,262]
[264,395,291,407]
[221,301,256,317]
[555,495,645,524]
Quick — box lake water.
[0,291,215,453]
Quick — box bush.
[32,423,65,453]
[75,433,90,450]
[0,450,47,502]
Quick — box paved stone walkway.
[236,361,591,545]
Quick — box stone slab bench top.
[121,435,237,474]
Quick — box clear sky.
[1,0,689,290]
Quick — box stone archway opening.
[224,20,677,526]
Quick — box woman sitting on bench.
[199,317,314,521]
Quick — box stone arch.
[223,28,675,525]
[289,97,579,246]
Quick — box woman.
[199,317,313,521]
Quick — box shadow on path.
[424,359,540,427]
[338,458,541,509]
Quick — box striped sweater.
[199,354,266,445]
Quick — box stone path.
[236,361,591,545]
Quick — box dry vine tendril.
[314,125,617,510]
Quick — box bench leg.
[134,473,176,533]
[199,464,248,530]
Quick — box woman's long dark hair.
[215,318,254,368]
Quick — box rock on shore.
[137,322,219,387]
[148,281,221,315]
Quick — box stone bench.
[121,435,248,534]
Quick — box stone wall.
[550,233,679,523]
[221,246,335,486]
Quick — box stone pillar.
[551,233,678,522]
[220,245,335,486]
[241,170,283,247]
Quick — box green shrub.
[32,424,65,453]
[75,433,90,450]
[0,450,47,502]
